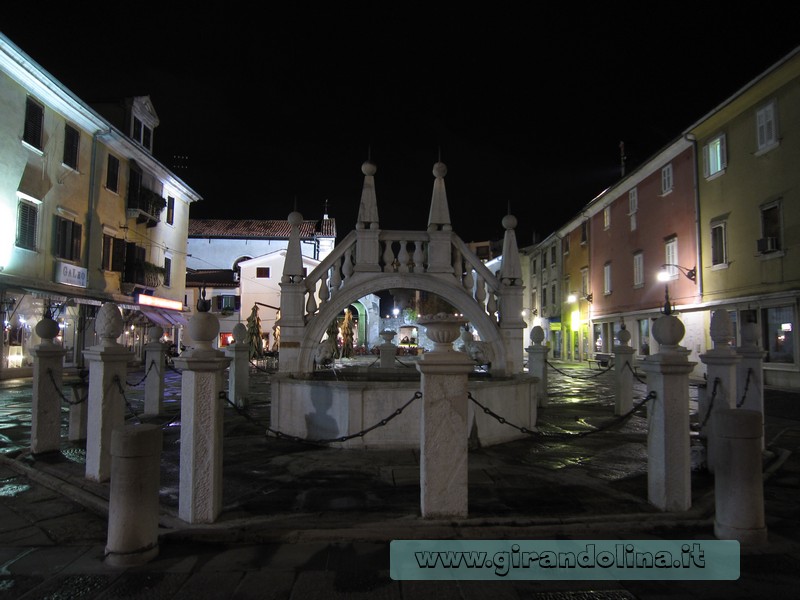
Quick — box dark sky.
[3,9,799,246]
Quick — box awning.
[140,307,189,327]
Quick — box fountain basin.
[270,371,539,449]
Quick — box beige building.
[0,33,200,376]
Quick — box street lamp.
[658,263,696,283]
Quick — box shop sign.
[55,261,88,288]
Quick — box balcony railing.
[126,185,166,227]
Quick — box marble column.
[416,313,474,519]
[736,321,767,449]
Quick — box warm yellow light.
[567,294,577,303]
[138,294,183,311]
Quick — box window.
[563,236,570,255]
[760,202,782,252]
[63,124,80,169]
[703,133,727,178]
[215,295,241,314]
[581,268,589,297]
[102,234,125,271]
[762,305,795,364]
[664,237,678,278]
[711,221,727,266]
[54,216,82,261]
[603,206,611,230]
[756,100,778,152]
[166,196,175,225]
[550,246,556,268]
[532,258,537,276]
[550,284,556,307]
[163,256,172,287]
[638,319,650,356]
[580,221,588,244]
[256,267,271,278]
[106,155,120,192]
[628,188,638,231]
[633,252,644,287]
[16,199,39,250]
[132,116,152,150]
[603,263,612,295]
[23,97,44,150]
[661,163,674,195]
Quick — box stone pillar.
[613,324,636,417]
[378,329,397,368]
[526,326,550,408]
[713,409,768,546]
[30,313,68,454]
[68,372,89,442]
[639,304,696,511]
[173,297,231,524]
[83,303,132,483]
[416,313,474,519]
[699,310,741,473]
[143,326,166,417]
[737,321,766,450]
[105,424,163,567]
[226,322,250,408]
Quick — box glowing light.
[567,294,577,303]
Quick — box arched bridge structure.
[276,160,526,377]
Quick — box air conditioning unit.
[757,237,779,253]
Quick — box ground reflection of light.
[0,482,31,496]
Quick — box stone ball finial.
[502,214,518,230]
[96,302,124,343]
[616,327,632,346]
[433,161,447,178]
[361,160,377,176]
[288,210,303,226]
[147,326,164,343]
[710,309,734,348]
[35,313,60,344]
[232,322,248,343]
[530,325,545,345]
[652,313,685,348]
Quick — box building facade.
[0,33,199,377]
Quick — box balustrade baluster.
[412,241,424,272]
[487,292,498,318]
[475,275,486,307]
[329,257,342,296]
[382,240,395,272]
[463,263,474,292]
[342,247,354,281]
[398,241,410,272]
[318,270,330,307]
[306,291,317,315]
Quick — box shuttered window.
[23,98,44,149]
[55,217,82,261]
[16,201,38,250]
[63,124,79,169]
[106,155,120,192]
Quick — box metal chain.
[468,389,656,440]
[126,359,157,387]
[737,368,753,408]
[546,360,613,379]
[225,390,422,446]
[697,376,720,431]
[113,375,141,424]
[623,360,647,384]
[46,368,87,405]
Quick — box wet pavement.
[0,359,799,598]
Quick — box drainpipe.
[685,132,703,299]
[75,128,112,368]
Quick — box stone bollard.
[613,324,635,416]
[143,326,166,416]
[699,310,741,473]
[105,424,163,567]
[638,299,696,512]
[737,321,766,450]
[83,302,132,483]
[416,313,475,519]
[378,329,398,369]
[68,371,89,442]
[713,409,768,546]
[226,322,250,408]
[526,325,549,407]
[30,313,68,454]
[173,289,231,524]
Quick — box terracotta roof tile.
[189,218,336,239]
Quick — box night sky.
[3,9,799,246]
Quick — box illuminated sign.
[55,261,88,288]
[137,294,183,311]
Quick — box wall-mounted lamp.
[584,293,593,304]
[567,293,577,304]
[658,263,696,283]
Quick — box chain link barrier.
[546,359,613,379]
[46,368,88,406]
[695,376,720,432]
[737,367,753,408]
[468,389,656,440]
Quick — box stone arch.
[297,272,504,373]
